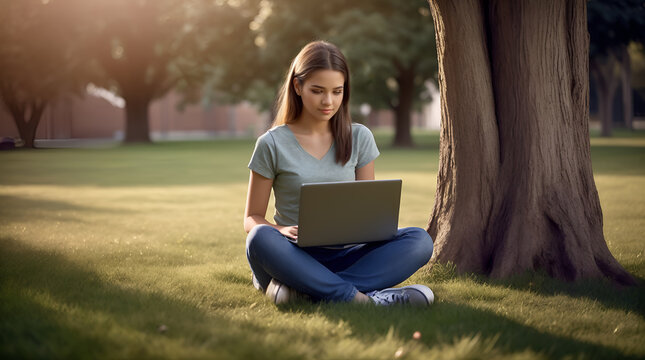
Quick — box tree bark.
[427,0,500,273]
[427,0,634,285]
[393,66,415,147]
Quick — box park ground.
[0,129,644,359]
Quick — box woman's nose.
[322,94,332,105]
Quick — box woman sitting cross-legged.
[244,41,434,306]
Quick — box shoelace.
[368,290,410,305]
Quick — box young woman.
[244,41,434,305]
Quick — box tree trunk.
[618,45,633,130]
[393,67,415,147]
[591,55,619,137]
[19,102,46,148]
[123,96,152,143]
[427,0,634,285]
[0,84,47,148]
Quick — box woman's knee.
[246,224,279,253]
[402,227,434,261]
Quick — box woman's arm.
[244,170,298,239]
[355,160,375,181]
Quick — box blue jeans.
[245,225,433,302]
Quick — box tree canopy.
[231,0,438,146]
[1,0,443,146]
[78,0,260,142]
[588,0,645,57]
[0,0,88,147]
[1,0,261,145]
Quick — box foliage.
[1,0,438,143]
[237,0,438,115]
[235,0,345,111]
[326,0,437,113]
[0,0,261,143]
[78,0,259,103]
[0,0,89,147]
[62,0,261,142]
[0,0,83,99]
[198,0,263,106]
[588,0,645,57]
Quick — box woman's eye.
[312,90,322,94]
[334,91,343,95]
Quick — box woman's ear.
[292,78,301,96]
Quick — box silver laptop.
[295,179,402,247]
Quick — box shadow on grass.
[0,194,134,225]
[472,271,645,320]
[0,237,307,359]
[284,298,639,360]
[273,263,645,359]
[421,264,645,320]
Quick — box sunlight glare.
[254,35,266,48]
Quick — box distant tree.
[0,0,87,148]
[327,0,437,147]
[427,0,634,285]
[249,0,437,147]
[79,0,259,143]
[588,0,645,135]
[631,43,645,99]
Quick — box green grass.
[1,129,644,359]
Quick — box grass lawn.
[1,129,644,359]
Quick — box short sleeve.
[355,124,380,169]
[248,132,277,179]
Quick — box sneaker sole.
[402,285,434,305]
[271,282,283,303]
[266,279,311,305]
[267,279,288,304]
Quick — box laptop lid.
[296,179,402,247]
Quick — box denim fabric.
[245,225,433,302]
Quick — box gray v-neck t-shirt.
[248,123,380,226]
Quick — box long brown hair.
[272,41,352,165]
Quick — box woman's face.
[294,69,345,123]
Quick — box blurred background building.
[0,84,441,143]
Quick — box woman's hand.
[276,225,298,240]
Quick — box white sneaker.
[265,278,309,305]
[367,285,434,306]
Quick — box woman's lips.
[320,109,333,115]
